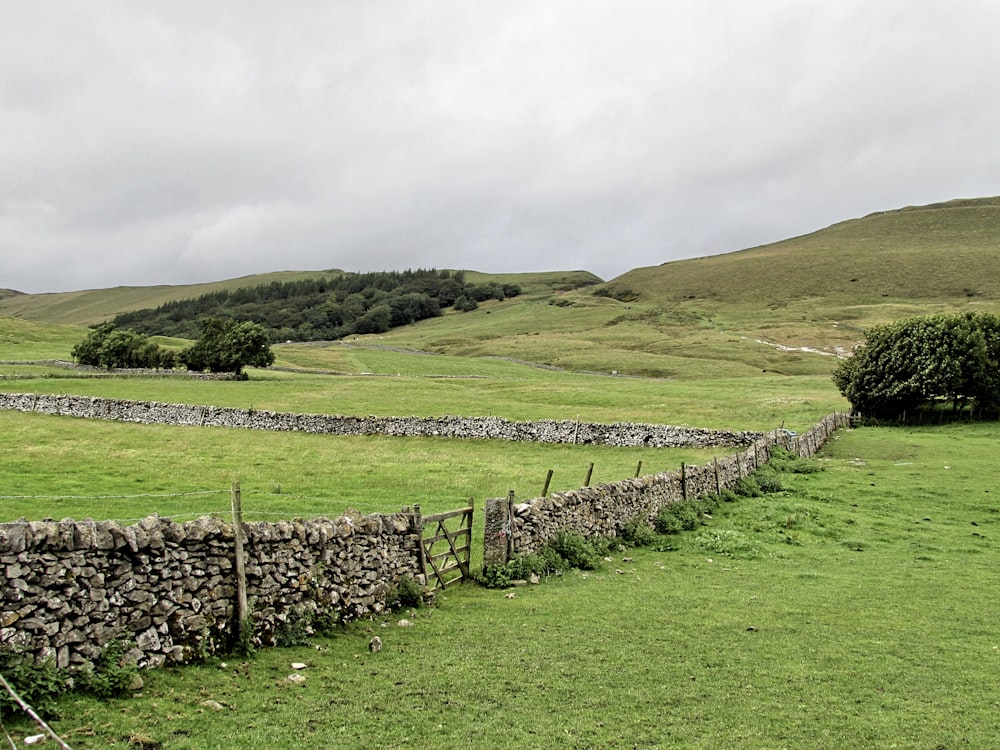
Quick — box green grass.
[6,423,1000,748]
[0,410,711,524]
[3,205,1000,746]
[0,352,846,431]
[0,317,85,360]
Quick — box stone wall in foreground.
[0,511,421,669]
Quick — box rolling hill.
[2,197,998,379]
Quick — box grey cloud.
[3,1,1000,293]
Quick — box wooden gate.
[415,504,474,589]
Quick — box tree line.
[72,318,274,378]
[111,269,521,342]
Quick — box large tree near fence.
[832,311,1000,420]
[180,317,275,378]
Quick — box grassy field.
[5,422,999,749]
[0,409,714,523]
[0,367,845,429]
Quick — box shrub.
[619,517,657,547]
[273,606,314,648]
[654,501,701,534]
[734,476,763,497]
[753,465,785,494]
[0,648,68,719]
[768,446,824,474]
[232,616,257,657]
[478,550,561,588]
[653,510,684,535]
[546,531,601,570]
[385,576,425,610]
[76,639,140,699]
[479,533,608,588]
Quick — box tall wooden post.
[584,463,594,486]
[506,490,515,560]
[413,504,426,583]
[231,482,248,627]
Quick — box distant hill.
[3,198,998,379]
[377,197,1000,378]
[604,196,1000,307]
[0,271,343,327]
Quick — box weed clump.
[1,638,142,719]
[547,530,602,570]
[0,647,68,718]
[384,576,425,611]
[654,501,702,534]
[619,516,658,547]
[768,446,824,474]
[694,529,762,558]
[478,531,611,588]
[75,639,141,699]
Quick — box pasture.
[3,240,998,748]
[4,421,999,748]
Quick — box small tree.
[181,318,275,377]
[833,311,1000,420]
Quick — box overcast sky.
[3,1,999,294]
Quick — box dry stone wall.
[0,387,847,673]
[1,511,421,670]
[484,413,850,563]
[0,392,762,448]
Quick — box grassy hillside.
[0,270,344,326]
[601,196,1000,351]
[0,269,602,327]
[3,198,998,378]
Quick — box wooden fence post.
[635,460,643,478]
[584,462,594,486]
[413,504,426,582]
[506,490,515,560]
[680,462,687,501]
[542,469,553,497]
[714,457,721,495]
[231,482,248,627]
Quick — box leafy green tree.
[352,304,392,334]
[833,312,1000,419]
[72,323,173,370]
[453,295,478,312]
[72,323,116,366]
[110,269,520,342]
[180,318,275,377]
